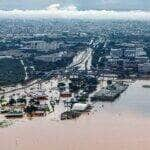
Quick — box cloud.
[0,3,150,20]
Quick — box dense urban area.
[0,19,150,123]
[0,20,150,85]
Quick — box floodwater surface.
[1,80,150,150]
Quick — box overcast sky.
[0,0,150,20]
[0,0,150,10]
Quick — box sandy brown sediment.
[0,112,150,150]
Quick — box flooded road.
[1,80,150,150]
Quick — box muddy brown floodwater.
[1,80,150,150]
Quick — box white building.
[136,48,147,57]
[135,56,149,64]
[30,41,49,50]
[110,48,123,58]
[124,50,136,58]
[28,41,64,51]
[138,63,150,74]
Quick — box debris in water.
[0,120,12,128]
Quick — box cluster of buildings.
[35,51,73,63]
[24,40,65,52]
[105,46,150,76]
